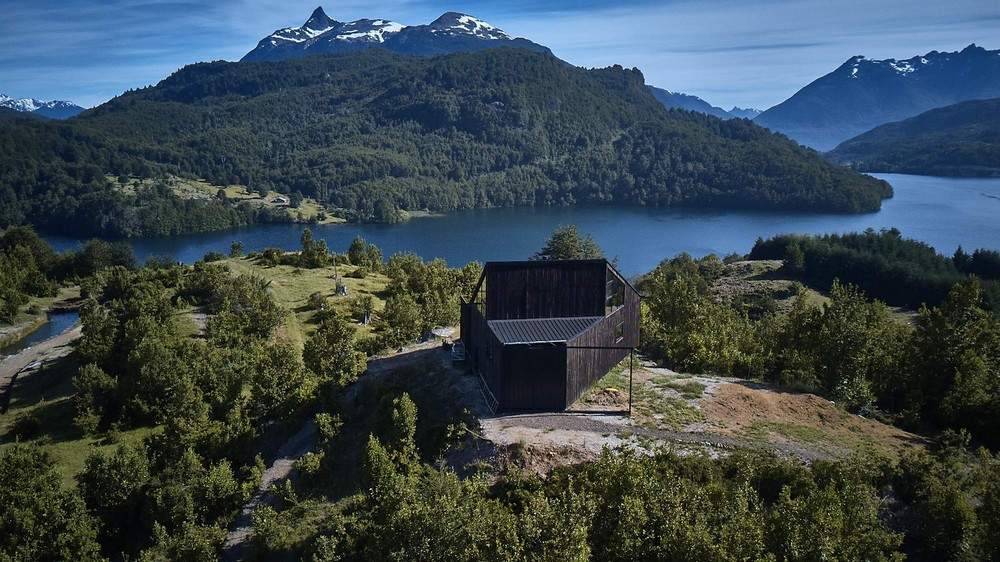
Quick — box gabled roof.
[487,316,602,345]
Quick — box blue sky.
[2,0,998,110]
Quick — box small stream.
[0,310,80,359]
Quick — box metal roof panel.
[487,316,602,345]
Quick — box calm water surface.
[44,174,1000,275]
[0,310,79,358]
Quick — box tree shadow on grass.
[1,354,87,445]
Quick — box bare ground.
[0,323,81,412]
[477,363,928,476]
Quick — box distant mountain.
[0,93,84,119]
[827,98,1000,177]
[242,6,549,62]
[648,87,733,119]
[755,44,1000,151]
[729,107,762,120]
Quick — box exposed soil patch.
[700,382,928,455]
[585,388,628,407]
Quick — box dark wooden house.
[460,260,640,412]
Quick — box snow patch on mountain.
[0,93,83,117]
[242,6,548,63]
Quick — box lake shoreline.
[40,174,1000,275]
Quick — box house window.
[606,269,625,315]
[615,321,625,344]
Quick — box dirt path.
[221,337,453,560]
[221,419,317,562]
[0,323,81,412]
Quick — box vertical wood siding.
[485,261,606,320]
[565,282,641,407]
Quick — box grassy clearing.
[714,260,830,313]
[587,366,704,430]
[0,354,155,485]
[109,175,344,225]
[223,257,390,349]
[736,420,898,457]
[635,391,704,431]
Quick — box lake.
[44,174,1000,275]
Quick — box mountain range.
[0,93,85,119]
[242,7,549,62]
[648,87,733,120]
[245,6,760,122]
[729,107,762,119]
[827,98,1000,177]
[755,44,1000,151]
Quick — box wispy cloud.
[0,0,997,109]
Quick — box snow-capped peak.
[331,19,406,42]
[428,12,511,40]
[303,6,337,32]
[264,7,407,46]
[242,6,549,62]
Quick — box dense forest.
[0,116,301,237]
[748,228,1000,310]
[827,98,1000,177]
[2,48,891,237]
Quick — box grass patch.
[652,378,706,399]
[222,258,389,349]
[0,354,154,485]
[245,499,342,562]
[110,175,345,225]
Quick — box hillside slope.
[827,98,1000,177]
[74,48,891,220]
[755,44,1000,151]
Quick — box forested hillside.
[749,228,1000,310]
[64,49,888,223]
[0,118,287,237]
[827,98,1000,177]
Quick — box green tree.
[78,442,152,554]
[0,445,103,561]
[532,225,605,261]
[374,293,423,349]
[303,314,367,388]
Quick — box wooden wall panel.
[500,345,567,411]
[486,261,605,320]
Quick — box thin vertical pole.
[628,349,633,417]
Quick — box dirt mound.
[700,382,926,454]
[586,388,627,406]
[500,442,596,477]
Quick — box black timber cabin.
[460,260,640,412]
